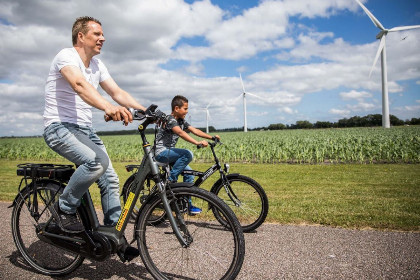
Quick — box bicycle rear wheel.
[11,181,84,276]
[211,174,269,232]
[136,187,245,280]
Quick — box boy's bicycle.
[122,138,269,232]
[10,105,245,280]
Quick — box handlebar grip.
[197,144,204,149]
[104,114,111,122]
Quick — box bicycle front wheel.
[136,187,245,280]
[11,181,84,276]
[212,174,269,232]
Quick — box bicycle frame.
[94,116,190,248]
[181,142,242,207]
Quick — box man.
[43,16,144,260]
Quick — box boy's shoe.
[189,205,202,214]
[51,202,84,233]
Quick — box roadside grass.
[1,159,419,231]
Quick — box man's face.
[81,21,105,55]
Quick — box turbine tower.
[355,0,420,128]
[203,102,211,133]
[238,74,263,132]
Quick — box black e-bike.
[10,105,245,280]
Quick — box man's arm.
[60,65,132,124]
[100,78,146,111]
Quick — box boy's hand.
[198,140,209,147]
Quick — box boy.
[154,95,220,214]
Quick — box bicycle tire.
[136,187,245,280]
[122,173,166,225]
[11,181,84,276]
[211,174,269,232]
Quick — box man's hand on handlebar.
[104,106,133,126]
[104,104,168,127]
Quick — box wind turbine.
[355,0,420,128]
[238,74,263,132]
[202,102,211,133]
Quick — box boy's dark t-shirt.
[154,115,190,156]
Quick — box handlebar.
[104,104,167,128]
[196,137,222,149]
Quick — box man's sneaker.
[189,205,202,215]
[51,202,84,233]
[117,237,140,262]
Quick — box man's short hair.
[171,95,188,111]
[72,16,101,45]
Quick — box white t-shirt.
[43,47,111,127]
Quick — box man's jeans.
[155,148,194,183]
[43,122,121,225]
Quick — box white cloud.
[0,0,419,136]
[277,107,297,114]
[347,102,377,112]
[329,108,351,116]
[339,90,372,101]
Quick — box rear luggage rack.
[17,163,75,181]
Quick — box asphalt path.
[1,201,419,279]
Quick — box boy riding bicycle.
[154,95,220,214]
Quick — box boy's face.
[174,102,188,119]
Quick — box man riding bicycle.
[43,16,145,258]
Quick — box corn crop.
[1,127,419,164]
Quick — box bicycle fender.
[8,186,31,208]
[209,173,240,193]
[169,182,195,188]
[8,179,64,208]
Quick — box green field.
[1,126,419,163]
[1,160,419,232]
[1,126,419,231]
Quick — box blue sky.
[0,0,419,136]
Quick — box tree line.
[264,114,419,130]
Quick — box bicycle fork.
[156,181,192,247]
[221,175,242,207]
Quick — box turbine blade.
[389,25,420,32]
[355,0,385,30]
[234,93,243,102]
[246,92,264,101]
[239,74,246,93]
[369,36,386,78]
